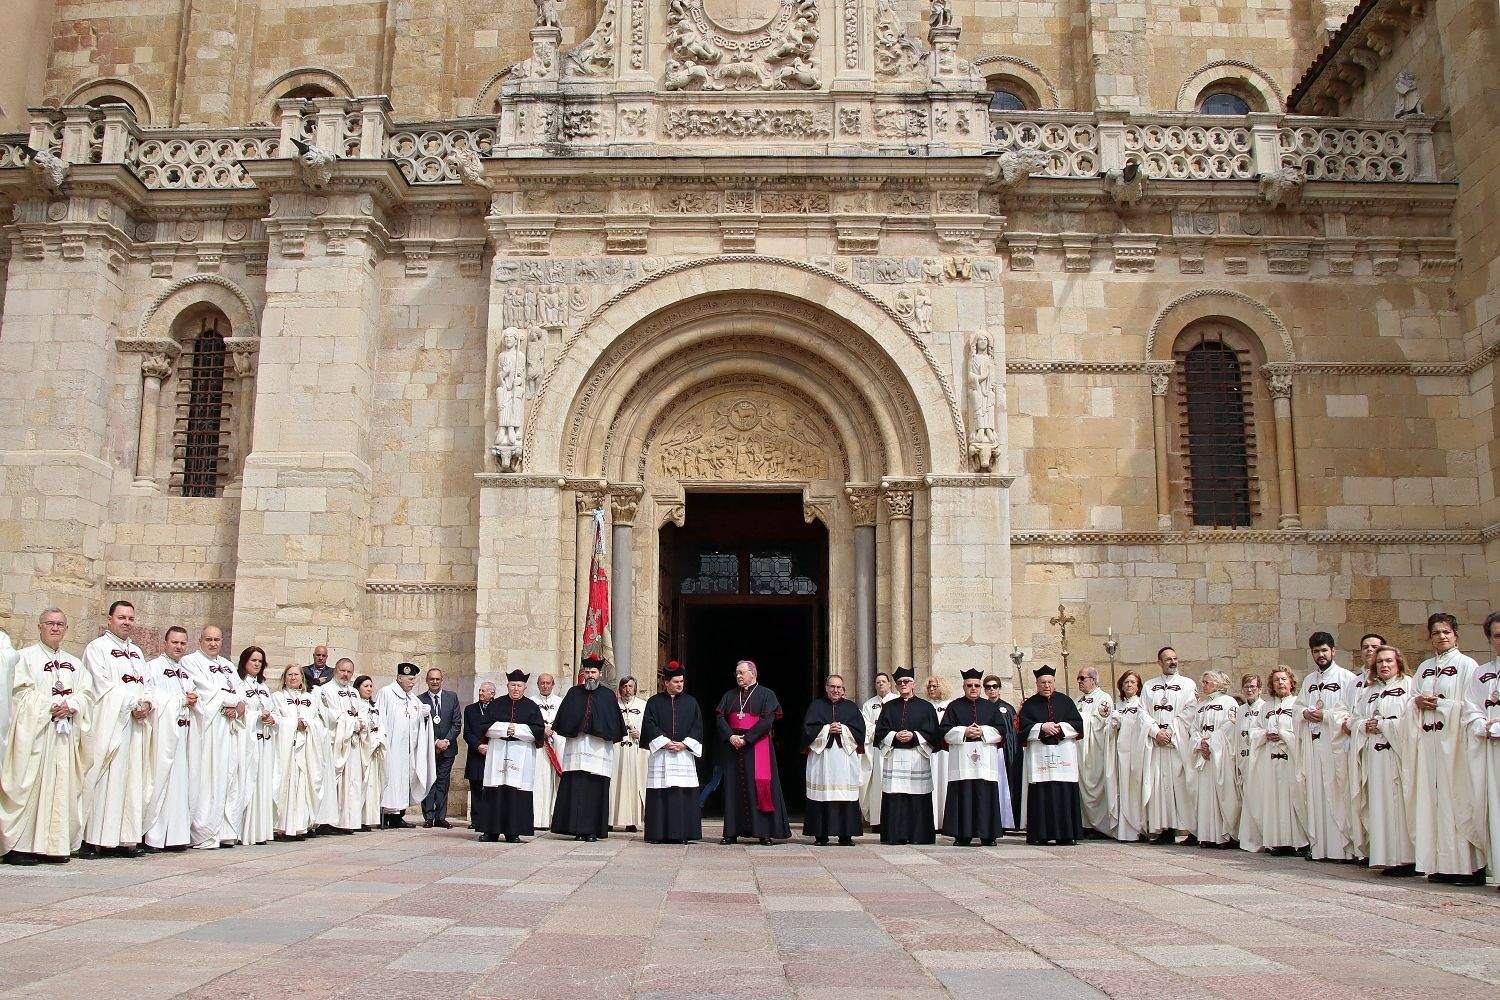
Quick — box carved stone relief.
[662,0,821,92]
[651,390,834,481]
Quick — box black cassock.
[1018,692,1084,845]
[872,696,941,845]
[641,692,704,844]
[715,685,792,841]
[550,684,625,838]
[801,697,866,841]
[990,697,1023,830]
[462,698,500,822]
[473,695,545,842]
[938,697,1008,842]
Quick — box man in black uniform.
[551,658,625,842]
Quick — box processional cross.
[1049,604,1076,696]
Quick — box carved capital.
[574,489,606,516]
[609,486,643,524]
[845,485,880,526]
[140,353,173,382]
[1263,366,1295,400]
[1146,362,1175,397]
[883,489,915,520]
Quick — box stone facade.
[0,0,1495,706]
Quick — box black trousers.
[424,750,457,821]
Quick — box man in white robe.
[532,672,563,828]
[0,628,18,761]
[859,672,895,826]
[0,608,91,864]
[144,626,197,850]
[1296,630,1359,861]
[376,662,437,827]
[610,677,648,831]
[1143,646,1197,844]
[1476,612,1500,888]
[315,657,364,833]
[1400,612,1486,883]
[1075,666,1115,836]
[80,600,155,857]
[182,625,245,848]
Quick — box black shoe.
[719,836,736,845]
[422,819,434,829]
[758,837,772,846]
[117,845,144,858]
[954,838,972,847]
[583,835,598,843]
[1149,831,1175,845]
[980,839,997,847]
[36,853,69,865]
[504,835,519,843]
[436,820,452,829]
[1379,863,1416,877]
[391,817,413,829]
[1058,839,1077,846]
[838,837,854,847]
[479,834,499,843]
[3,852,36,866]
[78,843,100,859]
[814,837,829,846]
[1182,834,1199,847]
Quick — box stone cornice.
[1008,344,1494,379]
[105,578,236,592]
[366,581,477,595]
[241,158,412,213]
[1013,527,1489,546]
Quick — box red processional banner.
[580,506,613,669]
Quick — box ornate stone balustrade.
[991,110,1442,183]
[385,119,499,184]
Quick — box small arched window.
[989,88,1027,112]
[173,313,232,497]
[1176,335,1257,526]
[985,74,1039,112]
[280,83,334,102]
[1199,91,1252,116]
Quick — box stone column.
[573,486,606,667]
[1148,363,1174,529]
[0,183,134,626]
[884,487,914,670]
[224,338,258,489]
[610,489,641,680]
[133,353,172,489]
[846,485,879,698]
[231,160,406,665]
[1264,367,1302,529]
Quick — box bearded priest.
[551,658,625,842]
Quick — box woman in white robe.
[356,676,388,830]
[1239,667,1307,854]
[1235,673,1264,789]
[1187,670,1240,847]
[1349,646,1415,873]
[610,678,648,831]
[236,647,279,846]
[926,676,952,826]
[1475,615,1500,888]
[1109,670,1152,842]
[272,665,325,839]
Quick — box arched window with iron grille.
[173,314,231,497]
[1175,334,1258,526]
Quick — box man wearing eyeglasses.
[982,674,1022,831]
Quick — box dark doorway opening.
[659,492,828,816]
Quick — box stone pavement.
[2,824,1498,1000]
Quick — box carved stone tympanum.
[651,390,833,481]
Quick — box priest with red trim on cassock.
[642,661,703,844]
[716,659,791,845]
[475,670,545,843]
[1019,664,1084,845]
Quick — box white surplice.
[610,695,647,828]
[1238,695,1306,853]
[532,693,564,826]
[859,693,895,823]
[81,632,155,849]
[1076,688,1115,833]
[1475,659,1500,885]
[484,706,538,791]
[1187,693,1240,845]
[1349,675,1415,868]
[806,722,861,802]
[376,682,436,813]
[143,653,196,848]
[1400,648,1485,876]
[0,630,17,761]
[317,680,366,830]
[181,650,245,848]
[645,697,701,790]
[1141,673,1196,833]
[1109,695,1152,841]
[271,689,326,836]
[1295,662,1359,860]
[238,678,280,845]
[0,643,91,857]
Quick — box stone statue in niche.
[930,0,953,29]
[967,333,998,472]
[535,0,562,29]
[1393,71,1424,118]
[542,285,565,327]
[493,327,526,471]
[913,286,933,333]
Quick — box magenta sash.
[729,711,774,812]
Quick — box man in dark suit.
[462,680,500,828]
[303,644,333,690]
[419,667,462,827]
